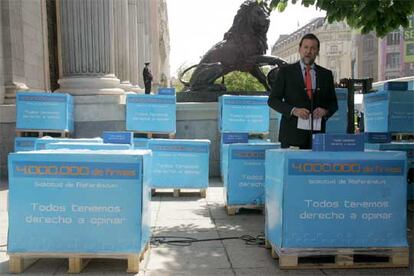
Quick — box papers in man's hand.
[297,117,321,131]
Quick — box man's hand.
[292,108,310,119]
[313,107,328,119]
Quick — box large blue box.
[126,94,176,133]
[16,92,74,132]
[265,150,407,248]
[219,133,249,177]
[7,150,151,253]
[103,131,134,145]
[365,142,414,200]
[148,139,210,189]
[45,142,132,150]
[326,88,347,133]
[220,138,270,178]
[364,90,414,133]
[218,95,269,133]
[34,137,103,150]
[14,137,38,152]
[224,143,280,206]
[312,134,364,151]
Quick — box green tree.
[269,0,414,37]
[219,71,267,92]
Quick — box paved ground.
[0,177,413,275]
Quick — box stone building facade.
[0,0,170,103]
[271,18,353,83]
[378,15,414,80]
[271,16,414,83]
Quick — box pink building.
[379,15,414,80]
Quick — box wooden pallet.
[151,188,207,198]
[270,244,409,269]
[15,129,70,138]
[133,132,175,139]
[225,204,264,216]
[8,243,150,274]
[392,133,414,141]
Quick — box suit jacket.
[268,61,338,148]
[143,67,153,83]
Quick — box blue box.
[148,139,210,189]
[265,150,407,248]
[220,133,248,176]
[158,87,176,95]
[364,90,414,133]
[45,142,132,150]
[133,138,150,149]
[221,133,249,144]
[326,88,347,133]
[218,95,269,133]
[365,142,414,200]
[220,138,271,178]
[103,131,133,145]
[224,143,280,205]
[14,137,38,152]
[365,132,392,143]
[16,92,74,132]
[126,94,176,133]
[7,150,151,253]
[383,81,408,91]
[35,137,103,150]
[312,134,364,151]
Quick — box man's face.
[299,38,319,65]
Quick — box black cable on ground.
[151,234,265,247]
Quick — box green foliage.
[269,0,414,37]
[218,70,268,92]
[173,62,270,92]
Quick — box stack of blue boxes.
[148,139,210,191]
[364,82,414,133]
[8,150,151,255]
[265,150,408,251]
[16,92,74,133]
[126,92,211,194]
[326,88,348,134]
[14,92,74,152]
[126,94,176,134]
[364,80,414,203]
[218,95,280,208]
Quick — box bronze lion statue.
[180,0,287,92]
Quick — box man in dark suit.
[143,62,153,94]
[268,33,338,149]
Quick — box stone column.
[137,0,146,88]
[114,0,133,91]
[0,0,4,104]
[56,0,123,95]
[149,0,160,89]
[0,0,29,104]
[128,0,142,91]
